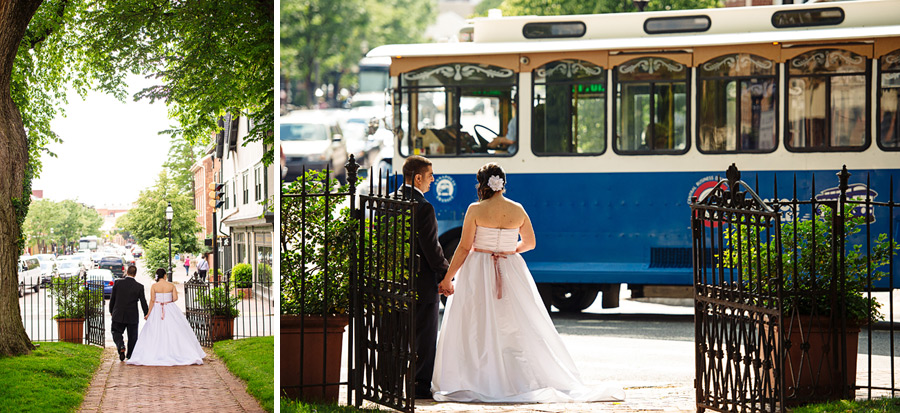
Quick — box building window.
[399,63,517,156]
[255,231,273,298]
[697,53,778,153]
[532,60,606,155]
[786,48,869,151]
[242,171,250,205]
[234,232,246,267]
[614,56,689,154]
[879,48,900,150]
[254,164,263,201]
[224,182,231,210]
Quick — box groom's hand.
[144,314,149,320]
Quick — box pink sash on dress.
[473,248,515,299]
[157,301,172,320]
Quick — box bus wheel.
[551,286,599,313]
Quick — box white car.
[55,260,85,279]
[18,256,41,296]
[281,110,348,183]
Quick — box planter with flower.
[230,263,254,299]
[53,277,101,343]
[281,169,355,403]
[199,286,240,342]
[723,202,897,403]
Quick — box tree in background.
[162,138,200,195]
[120,170,201,256]
[280,0,434,108]
[24,199,103,253]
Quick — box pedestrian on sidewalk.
[197,252,209,281]
[184,254,191,277]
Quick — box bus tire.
[551,285,599,313]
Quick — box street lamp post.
[166,202,174,282]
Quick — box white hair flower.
[487,175,505,192]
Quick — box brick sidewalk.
[79,347,264,412]
[346,385,695,412]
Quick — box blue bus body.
[426,168,900,289]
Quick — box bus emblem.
[434,175,456,203]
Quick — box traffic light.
[208,182,226,209]
[214,183,225,209]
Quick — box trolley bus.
[366,0,900,311]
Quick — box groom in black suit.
[401,155,450,399]
[109,265,148,361]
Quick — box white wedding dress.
[432,226,625,403]
[126,292,206,366]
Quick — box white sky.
[32,75,174,208]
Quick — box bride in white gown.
[432,163,625,403]
[127,269,206,366]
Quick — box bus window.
[614,57,688,154]
[787,49,869,151]
[697,53,777,153]
[532,60,606,155]
[879,48,900,150]
[400,63,517,156]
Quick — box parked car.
[281,110,348,183]
[98,257,127,278]
[91,252,107,266]
[71,252,93,270]
[132,246,143,258]
[38,260,56,287]
[17,256,41,296]
[85,269,116,299]
[123,252,136,266]
[55,260,85,279]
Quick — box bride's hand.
[439,279,454,296]
[144,314,149,320]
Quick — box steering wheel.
[473,124,499,152]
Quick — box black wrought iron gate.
[691,165,785,412]
[84,272,106,346]
[351,171,418,413]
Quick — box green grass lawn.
[213,336,274,412]
[795,398,900,412]
[280,397,385,412]
[0,342,103,412]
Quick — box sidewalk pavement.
[348,385,695,412]
[79,346,264,412]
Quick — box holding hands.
[439,278,454,296]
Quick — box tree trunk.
[0,0,44,357]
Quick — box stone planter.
[57,318,84,344]
[281,314,349,403]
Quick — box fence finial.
[838,165,850,195]
[346,154,360,191]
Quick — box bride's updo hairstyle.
[155,268,166,281]
[476,163,506,201]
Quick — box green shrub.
[231,263,253,288]
[199,286,240,317]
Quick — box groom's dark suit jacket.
[109,277,149,324]
[402,185,450,304]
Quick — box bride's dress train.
[127,292,206,366]
[432,226,625,403]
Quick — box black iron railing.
[692,164,899,412]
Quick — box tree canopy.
[118,170,201,255]
[23,199,103,252]
[280,0,434,107]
